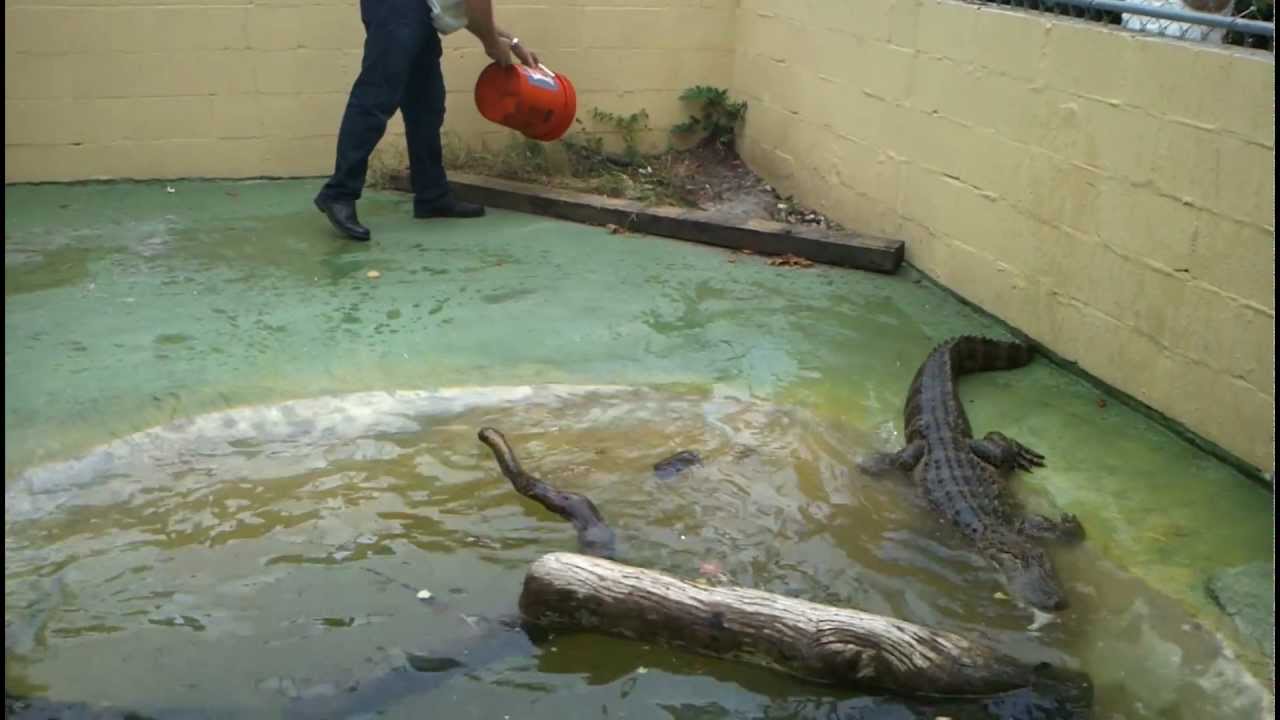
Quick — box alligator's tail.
[947,335,1035,375]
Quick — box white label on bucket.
[524,67,559,91]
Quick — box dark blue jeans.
[319,0,449,207]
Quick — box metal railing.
[978,0,1275,50]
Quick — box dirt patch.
[416,137,843,233]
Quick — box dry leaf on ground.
[766,254,814,268]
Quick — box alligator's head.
[988,544,1068,612]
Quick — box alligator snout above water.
[653,450,702,480]
[858,336,1085,612]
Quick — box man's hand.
[509,40,540,69]
[484,37,514,66]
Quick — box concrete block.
[1016,155,1103,237]
[1093,180,1198,272]
[1123,38,1275,147]
[94,97,218,142]
[263,135,339,176]
[1086,246,1190,341]
[887,0,924,48]
[1125,36,1231,125]
[915,0,976,65]
[935,238,1047,336]
[1043,293,1166,405]
[248,6,299,50]
[5,7,103,53]
[808,28,856,86]
[498,5,586,50]
[806,0,861,38]
[258,93,346,138]
[857,41,916,103]
[1214,134,1275,228]
[1167,285,1274,394]
[1042,19,1135,103]
[667,7,736,50]
[946,127,1035,202]
[5,144,70,183]
[7,7,249,53]
[1031,95,1150,183]
[1211,52,1276,147]
[889,107,969,180]
[249,5,359,51]
[253,49,362,94]
[67,51,257,98]
[831,132,901,209]
[1190,210,1276,313]
[970,7,1049,80]
[896,162,948,235]
[581,7,666,48]
[120,7,250,52]
[209,96,264,140]
[5,99,86,145]
[915,168,1046,277]
[1148,120,1221,210]
[1155,355,1275,470]
[5,52,77,99]
[961,72,1043,147]
[909,53,975,119]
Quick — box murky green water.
[4,181,1273,719]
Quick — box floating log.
[520,552,1061,698]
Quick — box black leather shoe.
[315,196,371,241]
[414,197,486,219]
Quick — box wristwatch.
[510,37,521,48]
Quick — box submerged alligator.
[860,336,1084,612]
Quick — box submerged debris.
[406,652,465,673]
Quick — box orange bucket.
[474,62,577,142]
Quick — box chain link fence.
[978,0,1275,50]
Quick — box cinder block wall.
[732,0,1275,472]
[3,0,737,182]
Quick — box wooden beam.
[388,170,904,274]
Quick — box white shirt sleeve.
[427,0,468,35]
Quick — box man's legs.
[316,0,432,239]
[401,28,484,218]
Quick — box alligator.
[859,336,1085,612]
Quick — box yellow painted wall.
[4,0,737,182]
[732,0,1275,471]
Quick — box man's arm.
[464,0,500,43]
[464,0,511,65]
[494,26,541,68]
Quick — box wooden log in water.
[519,552,1050,698]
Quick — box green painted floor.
[4,179,1273,718]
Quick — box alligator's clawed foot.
[856,452,898,476]
[857,441,924,476]
[971,432,1045,473]
[1022,512,1086,543]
